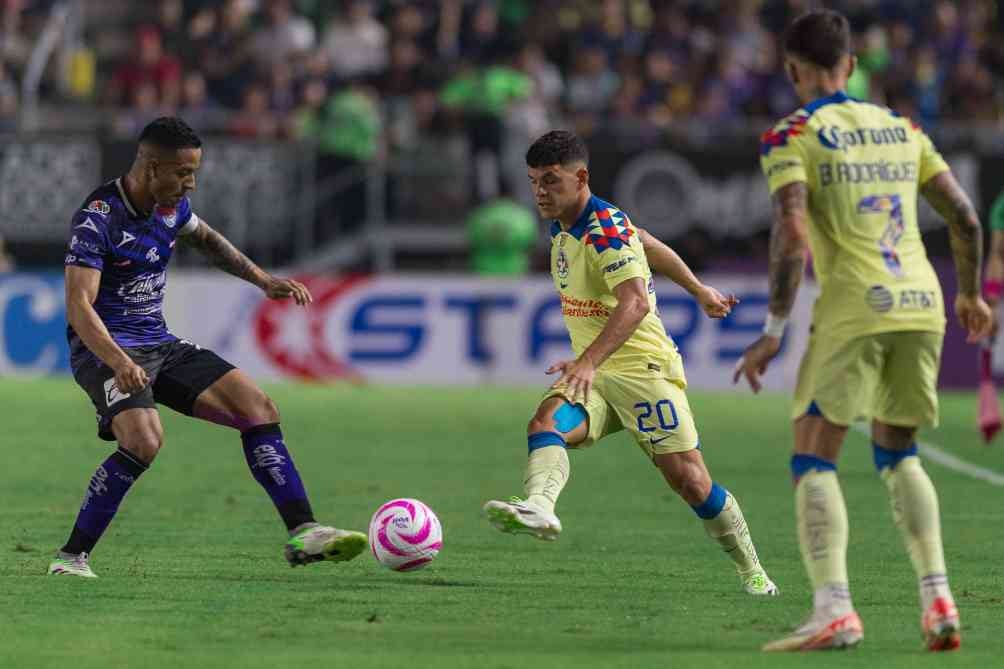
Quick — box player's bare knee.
[527,415,555,436]
[119,429,163,465]
[872,421,915,450]
[677,475,712,506]
[237,392,280,429]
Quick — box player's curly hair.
[526,130,589,168]
[138,117,203,150]
[783,10,851,70]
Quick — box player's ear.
[786,60,799,85]
[845,54,857,82]
[576,166,589,190]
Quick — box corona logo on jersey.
[817,125,910,152]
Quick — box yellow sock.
[881,455,948,606]
[524,445,569,513]
[796,470,850,610]
[702,493,762,575]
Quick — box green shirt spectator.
[301,87,381,161]
[991,191,1004,232]
[467,198,538,275]
[441,65,532,117]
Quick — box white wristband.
[763,313,787,339]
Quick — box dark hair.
[525,130,588,168]
[138,116,202,150]
[783,10,851,69]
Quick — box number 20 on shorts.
[634,400,679,433]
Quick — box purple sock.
[241,423,315,531]
[62,448,147,555]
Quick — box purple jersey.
[65,178,199,365]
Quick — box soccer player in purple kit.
[49,117,367,578]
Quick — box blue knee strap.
[790,454,837,479]
[691,482,728,519]
[528,431,566,454]
[872,442,918,471]
[553,402,587,433]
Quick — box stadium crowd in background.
[0,1,1002,261]
[4,1,1003,138]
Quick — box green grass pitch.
[2,379,1003,668]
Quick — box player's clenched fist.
[113,360,149,394]
[264,276,313,305]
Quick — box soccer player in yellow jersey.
[735,10,992,652]
[482,130,778,596]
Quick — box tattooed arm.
[921,171,981,296]
[766,182,810,319]
[182,219,312,305]
[921,171,991,340]
[733,181,809,392]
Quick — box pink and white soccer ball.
[368,498,442,571]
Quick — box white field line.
[851,424,1004,487]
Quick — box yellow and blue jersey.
[550,194,681,375]
[760,91,949,339]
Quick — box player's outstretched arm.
[64,265,149,393]
[733,181,809,392]
[548,277,650,403]
[637,228,738,318]
[182,219,312,305]
[921,171,992,341]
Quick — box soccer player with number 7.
[482,130,778,598]
[735,9,992,652]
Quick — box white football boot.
[483,497,562,541]
[47,551,98,578]
[284,523,367,567]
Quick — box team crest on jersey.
[84,200,110,216]
[146,247,161,263]
[156,205,177,228]
[556,248,569,280]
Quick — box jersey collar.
[115,177,144,219]
[550,196,596,240]
[804,90,850,114]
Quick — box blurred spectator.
[300,82,383,241]
[108,26,181,109]
[0,62,18,131]
[459,1,506,64]
[466,194,538,276]
[0,234,12,272]
[321,0,388,80]
[564,45,619,117]
[177,70,223,131]
[441,56,532,199]
[229,81,279,138]
[198,0,256,109]
[514,42,564,107]
[251,0,316,68]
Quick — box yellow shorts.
[792,330,943,427]
[544,360,700,458]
